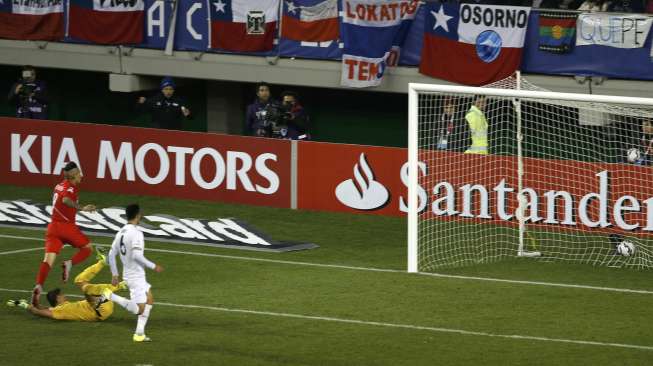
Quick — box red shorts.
[44,222,90,254]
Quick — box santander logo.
[335,153,390,210]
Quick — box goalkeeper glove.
[6,299,29,309]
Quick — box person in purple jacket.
[8,66,49,120]
[246,82,279,137]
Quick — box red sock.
[71,246,92,265]
[36,262,51,285]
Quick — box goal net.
[407,76,653,272]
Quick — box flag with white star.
[281,0,338,42]
[210,0,280,52]
[0,0,64,40]
[419,2,530,86]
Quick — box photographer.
[279,90,310,140]
[246,82,279,137]
[137,77,191,130]
[7,66,48,119]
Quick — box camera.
[16,83,36,104]
[18,83,34,98]
[257,103,292,138]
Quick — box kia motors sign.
[0,118,290,207]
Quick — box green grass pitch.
[0,184,652,365]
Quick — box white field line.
[0,247,42,256]
[0,287,652,352]
[1,233,652,295]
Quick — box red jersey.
[51,180,79,223]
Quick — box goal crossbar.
[409,83,653,107]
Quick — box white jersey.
[111,224,148,282]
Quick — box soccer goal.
[407,75,653,272]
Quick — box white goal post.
[408,81,653,273]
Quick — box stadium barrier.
[2,118,652,236]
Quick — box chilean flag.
[68,0,144,44]
[419,3,530,86]
[0,0,64,40]
[281,0,338,42]
[210,0,279,52]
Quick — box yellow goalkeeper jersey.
[51,299,114,321]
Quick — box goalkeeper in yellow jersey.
[7,248,126,321]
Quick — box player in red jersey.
[31,162,97,306]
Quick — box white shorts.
[126,278,151,304]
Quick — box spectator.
[530,0,582,6]
[640,119,653,165]
[577,0,610,11]
[538,0,564,8]
[137,77,191,130]
[464,95,489,154]
[647,0,653,12]
[279,90,310,140]
[436,97,467,152]
[7,65,48,119]
[606,0,642,11]
[246,82,279,137]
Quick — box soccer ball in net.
[626,148,641,163]
[617,241,637,257]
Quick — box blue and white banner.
[141,0,176,49]
[173,0,209,51]
[340,0,420,88]
[521,10,653,80]
[279,39,343,59]
[576,13,653,48]
[397,2,427,66]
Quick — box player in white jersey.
[104,204,163,342]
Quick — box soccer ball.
[616,240,636,257]
[626,148,641,163]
